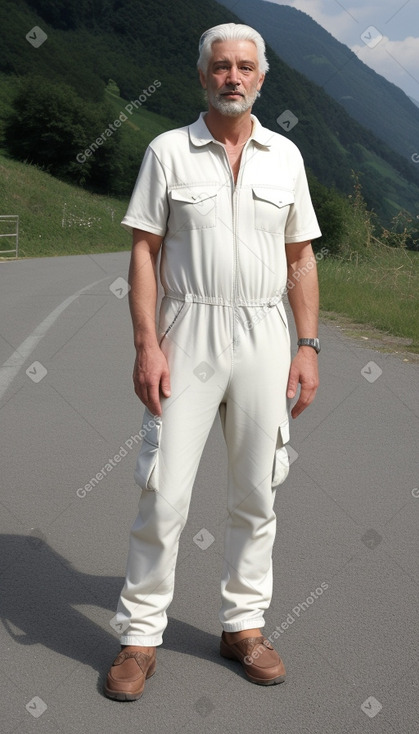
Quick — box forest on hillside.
[1,0,418,245]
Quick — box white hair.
[197,23,269,75]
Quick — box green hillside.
[1,0,418,226]
[0,152,127,258]
[0,86,182,257]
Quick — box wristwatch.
[297,337,321,354]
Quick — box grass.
[317,246,419,352]
[0,153,129,258]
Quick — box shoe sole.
[244,672,285,686]
[220,642,285,686]
[104,663,156,701]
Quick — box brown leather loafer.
[220,632,286,685]
[104,647,156,701]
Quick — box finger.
[133,372,143,402]
[290,400,303,419]
[145,383,162,417]
[160,368,171,398]
[291,386,316,418]
[287,366,299,399]
[135,377,160,415]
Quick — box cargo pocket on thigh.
[134,409,162,491]
[272,420,290,488]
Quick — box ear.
[257,72,265,91]
[198,68,207,89]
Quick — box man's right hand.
[133,345,171,417]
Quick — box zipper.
[231,142,250,349]
[232,186,239,348]
[219,139,250,349]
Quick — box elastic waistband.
[164,291,283,307]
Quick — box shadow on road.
[0,534,225,686]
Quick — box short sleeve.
[121,146,169,236]
[285,154,322,244]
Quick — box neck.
[203,108,253,146]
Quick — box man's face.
[199,40,265,117]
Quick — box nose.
[226,66,240,86]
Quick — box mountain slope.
[218,0,419,162]
[0,0,418,223]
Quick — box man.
[105,22,321,700]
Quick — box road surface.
[0,252,418,733]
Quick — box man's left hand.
[286,346,319,418]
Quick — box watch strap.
[297,338,320,353]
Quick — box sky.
[267,0,419,101]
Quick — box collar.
[189,111,273,148]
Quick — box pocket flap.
[141,415,161,447]
[278,419,290,446]
[170,188,217,204]
[272,446,290,487]
[134,409,162,491]
[252,187,294,208]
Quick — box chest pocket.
[169,186,217,231]
[252,187,294,235]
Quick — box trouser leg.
[116,397,223,646]
[219,302,291,631]
[116,300,231,646]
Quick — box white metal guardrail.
[0,215,19,257]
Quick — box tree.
[5,75,120,189]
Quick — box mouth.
[221,91,244,99]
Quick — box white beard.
[204,87,259,117]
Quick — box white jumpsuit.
[115,113,321,646]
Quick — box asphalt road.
[0,252,418,734]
